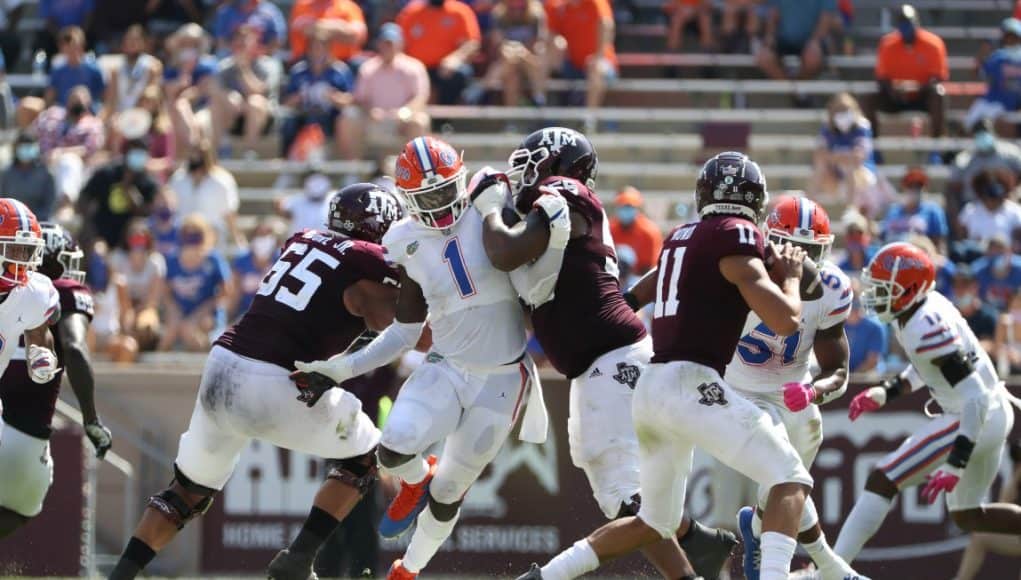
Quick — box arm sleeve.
[345,320,425,377]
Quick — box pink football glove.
[783,382,816,412]
[920,467,962,504]
[848,387,886,421]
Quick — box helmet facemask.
[507,146,550,194]
[400,168,468,230]
[0,231,43,289]
[57,247,86,283]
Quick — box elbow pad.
[532,194,571,251]
[511,246,565,308]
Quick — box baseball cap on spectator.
[379,22,403,44]
[1003,17,1021,39]
[614,187,644,208]
[901,166,929,189]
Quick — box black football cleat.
[515,563,543,579]
[267,549,318,580]
[681,521,739,580]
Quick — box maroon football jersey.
[0,278,94,439]
[216,230,399,370]
[523,177,647,378]
[650,215,765,374]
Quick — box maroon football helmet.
[327,183,404,244]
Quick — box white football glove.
[532,193,571,250]
[468,166,511,217]
[27,345,60,384]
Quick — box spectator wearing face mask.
[967,18,1021,135]
[108,219,166,351]
[77,138,158,248]
[812,91,892,217]
[159,214,232,352]
[957,168,1021,245]
[33,85,105,203]
[836,210,879,275]
[950,265,999,346]
[148,186,180,258]
[608,186,662,275]
[880,167,949,250]
[275,168,332,232]
[46,26,105,108]
[168,140,242,251]
[865,3,948,139]
[845,280,888,374]
[972,234,1021,312]
[1,132,58,221]
[230,216,284,319]
[948,119,1021,222]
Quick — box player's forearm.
[812,367,848,404]
[342,320,424,377]
[623,267,658,311]
[65,346,99,422]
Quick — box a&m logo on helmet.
[538,128,577,153]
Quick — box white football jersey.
[893,291,999,414]
[0,271,58,378]
[384,210,527,368]
[725,262,852,393]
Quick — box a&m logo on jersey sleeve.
[697,382,728,407]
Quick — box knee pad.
[148,465,217,530]
[614,493,642,519]
[327,448,379,496]
[376,446,416,470]
[428,494,462,522]
[428,462,476,506]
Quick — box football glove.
[85,420,113,459]
[848,386,886,421]
[920,466,962,504]
[290,369,340,408]
[783,382,816,412]
[27,345,60,384]
[532,193,570,251]
[468,167,511,217]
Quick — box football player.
[108,184,404,580]
[0,223,111,538]
[470,126,736,580]
[293,137,544,580]
[519,152,812,580]
[0,198,60,445]
[724,196,867,580]
[829,242,1020,563]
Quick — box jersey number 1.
[257,242,339,311]
[443,238,476,298]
